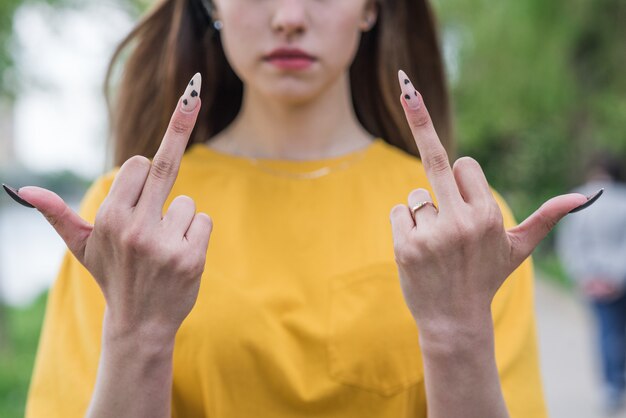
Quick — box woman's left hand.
[389,70,595,338]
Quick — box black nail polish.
[568,188,603,214]
[190,79,194,86]
[404,94,411,100]
[414,90,418,96]
[2,183,35,208]
[183,99,188,105]
[191,90,198,98]
[404,79,410,85]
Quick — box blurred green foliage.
[0,293,47,418]
[434,0,626,219]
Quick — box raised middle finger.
[135,72,202,219]
[397,69,462,208]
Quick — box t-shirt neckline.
[188,137,384,175]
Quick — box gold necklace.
[245,146,371,180]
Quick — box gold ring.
[410,201,439,218]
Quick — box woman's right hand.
[10,73,212,340]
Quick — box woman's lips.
[263,48,316,70]
[267,57,313,70]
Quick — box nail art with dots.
[181,72,202,113]
[397,69,420,110]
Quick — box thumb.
[5,184,93,263]
[507,192,594,266]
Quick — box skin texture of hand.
[17,72,211,338]
[389,69,590,418]
[14,73,211,418]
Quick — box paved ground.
[535,278,626,418]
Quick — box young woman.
[3,0,599,416]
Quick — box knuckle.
[390,204,407,219]
[157,246,182,269]
[394,245,417,266]
[197,213,213,233]
[174,254,204,277]
[150,157,177,181]
[422,237,443,254]
[121,225,151,252]
[189,258,206,277]
[127,155,152,172]
[453,156,479,172]
[395,234,428,264]
[410,113,431,129]
[174,195,196,211]
[189,214,213,240]
[169,118,192,136]
[424,150,450,175]
[484,205,504,232]
[165,250,183,268]
[407,188,431,203]
[199,212,213,226]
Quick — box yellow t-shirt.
[26,138,547,417]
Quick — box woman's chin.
[258,86,322,107]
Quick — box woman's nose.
[271,0,307,37]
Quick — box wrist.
[417,308,495,358]
[102,308,177,355]
[88,309,176,418]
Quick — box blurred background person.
[556,153,626,416]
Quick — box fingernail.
[181,72,202,113]
[398,69,420,110]
[568,188,604,214]
[2,183,35,208]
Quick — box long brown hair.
[104,0,453,168]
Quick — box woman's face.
[212,0,377,104]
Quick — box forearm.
[86,311,176,418]
[418,309,509,418]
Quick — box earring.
[213,19,223,31]
[361,16,374,31]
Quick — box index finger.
[135,72,202,217]
[397,69,461,206]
